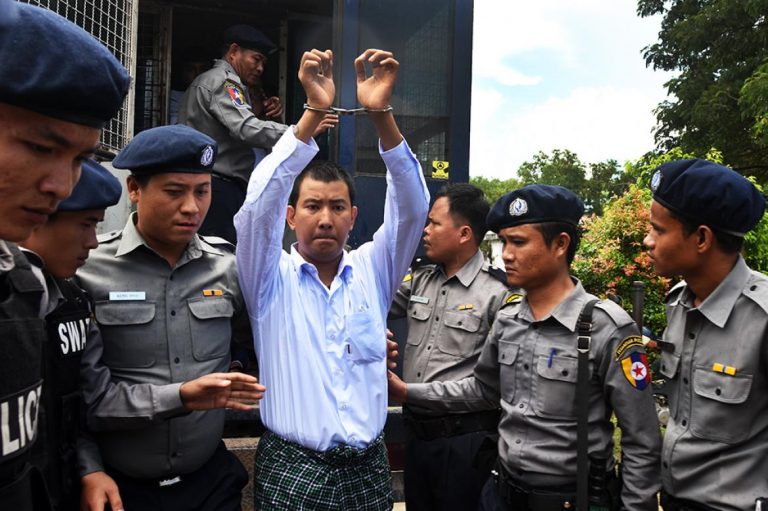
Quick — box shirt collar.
[115,212,204,263]
[289,243,354,284]
[447,250,484,287]
[0,240,15,272]
[214,59,244,85]
[692,256,751,328]
[518,277,588,332]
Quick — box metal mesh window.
[355,0,454,176]
[134,8,168,133]
[20,0,135,152]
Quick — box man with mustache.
[235,48,429,509]
[388,183,514,511]
[75,125,265,511]
[643,159,768,511]
[389,185,661,511]
[0,4,129,509]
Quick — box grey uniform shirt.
[390,250,512,416]
[409,279,661,511]
[75,213,250,479]
[178,59,287,185]
[660,256,768,511]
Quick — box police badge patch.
[225,82,248,108]
[509,197,528,216]
[200,145,214,166]
[651,170,662,192]
[621,352,650,390]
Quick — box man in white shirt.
[234,48,429,510]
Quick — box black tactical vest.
[0,243,50,511]
[30,277,91,510]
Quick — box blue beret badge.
[509,197,528,217]
[651,170,662,192]
[201,145,214,166]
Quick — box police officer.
[19,160,123,510]
[389,184,661,511]
[643,159,768,511]
[75,125,265,510]
[178,25,337,243]
[0,5,129,509]
[389,183,513,511]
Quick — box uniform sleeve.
[388,273,413,319]
[79,319,188,431]
[234,128,319,316]
[407,322,501,412]
[76,430,104,477]
[207,81,287,148]
[354,139,429,313]
[599,322,662,511]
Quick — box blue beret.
[651,159,766,237]
[112,125,217,175]
[58,160,122,212]
[0,4,130,128]
[487,184,584,233]
[222,25,277,56]
[0,0,18,28]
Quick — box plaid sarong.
[253,430,393,511]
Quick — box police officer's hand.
[298,49,334,110]
[80,471,123,511]
[386,329,399,370]
[179,372,266,411]
[263,96,284,120]
[355,49,398,110]
[387,369,407,404]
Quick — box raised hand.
[179,372,266,411]
[355,49,398,110]
[298,49,335,110]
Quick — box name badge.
[109,291,146,301]
[410,295,429,305]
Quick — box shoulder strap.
[576,299,598,511]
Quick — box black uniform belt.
[493,463,577,511]
[403,408,500,441]
[661,492,719,511]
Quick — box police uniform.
[407,186,661,511]
[178,26,287,243]
[0,5,128,510]
[650,160,768,511]
[75,126,250,510]
[389,250,512,510]
[21,160,123,511]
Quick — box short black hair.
[434,183,490,245]
[669,211,744,254]
[130,173,152,188]
[289,160,356,207]
[534,221,581,266]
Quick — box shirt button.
[340,403,348,411]
[523,364,530,370]
[688,332,695,339]
[349,435,356,442]
[330,334,336,340]
[435,316,440,321]
[427,345,432,351]
[441,290,446,295]
[518,403,524,409]
[532,324,539,330]
[174,357,180,363]
[170,310,176,316]
[681,419,687,427]
[417,372,421,377]
[683,377,689,385]
[515,439,521,444]
[663,461,668,469]
[169,275,174,281]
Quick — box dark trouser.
[405,430,492,511]
[0,464,53,511]
[105,442,248,511]
[199,174,246,245]
[478,467,578,511]
[660,492,719,511]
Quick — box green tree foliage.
[638,0,768,180]
[468,176,521,205]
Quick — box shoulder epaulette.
[487,266,508,286]
[501,291,524,308]
[594,298,635,329]
[743,273,768,315]
[97,230,121,244]
[200,235,235,253]
[411,255,433,271]
[665,280,687,303]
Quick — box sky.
[469,1,674,179]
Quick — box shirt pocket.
[438,310,481,358]
[533,353,579,420]
[690,366,753,444]
[187,297,233,362]
[406,303,431,346]
[659,350,681,419]
[497,340,520,404]
[347,309,385,363]
[94,301,157,368]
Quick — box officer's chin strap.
[576,299,599,511]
